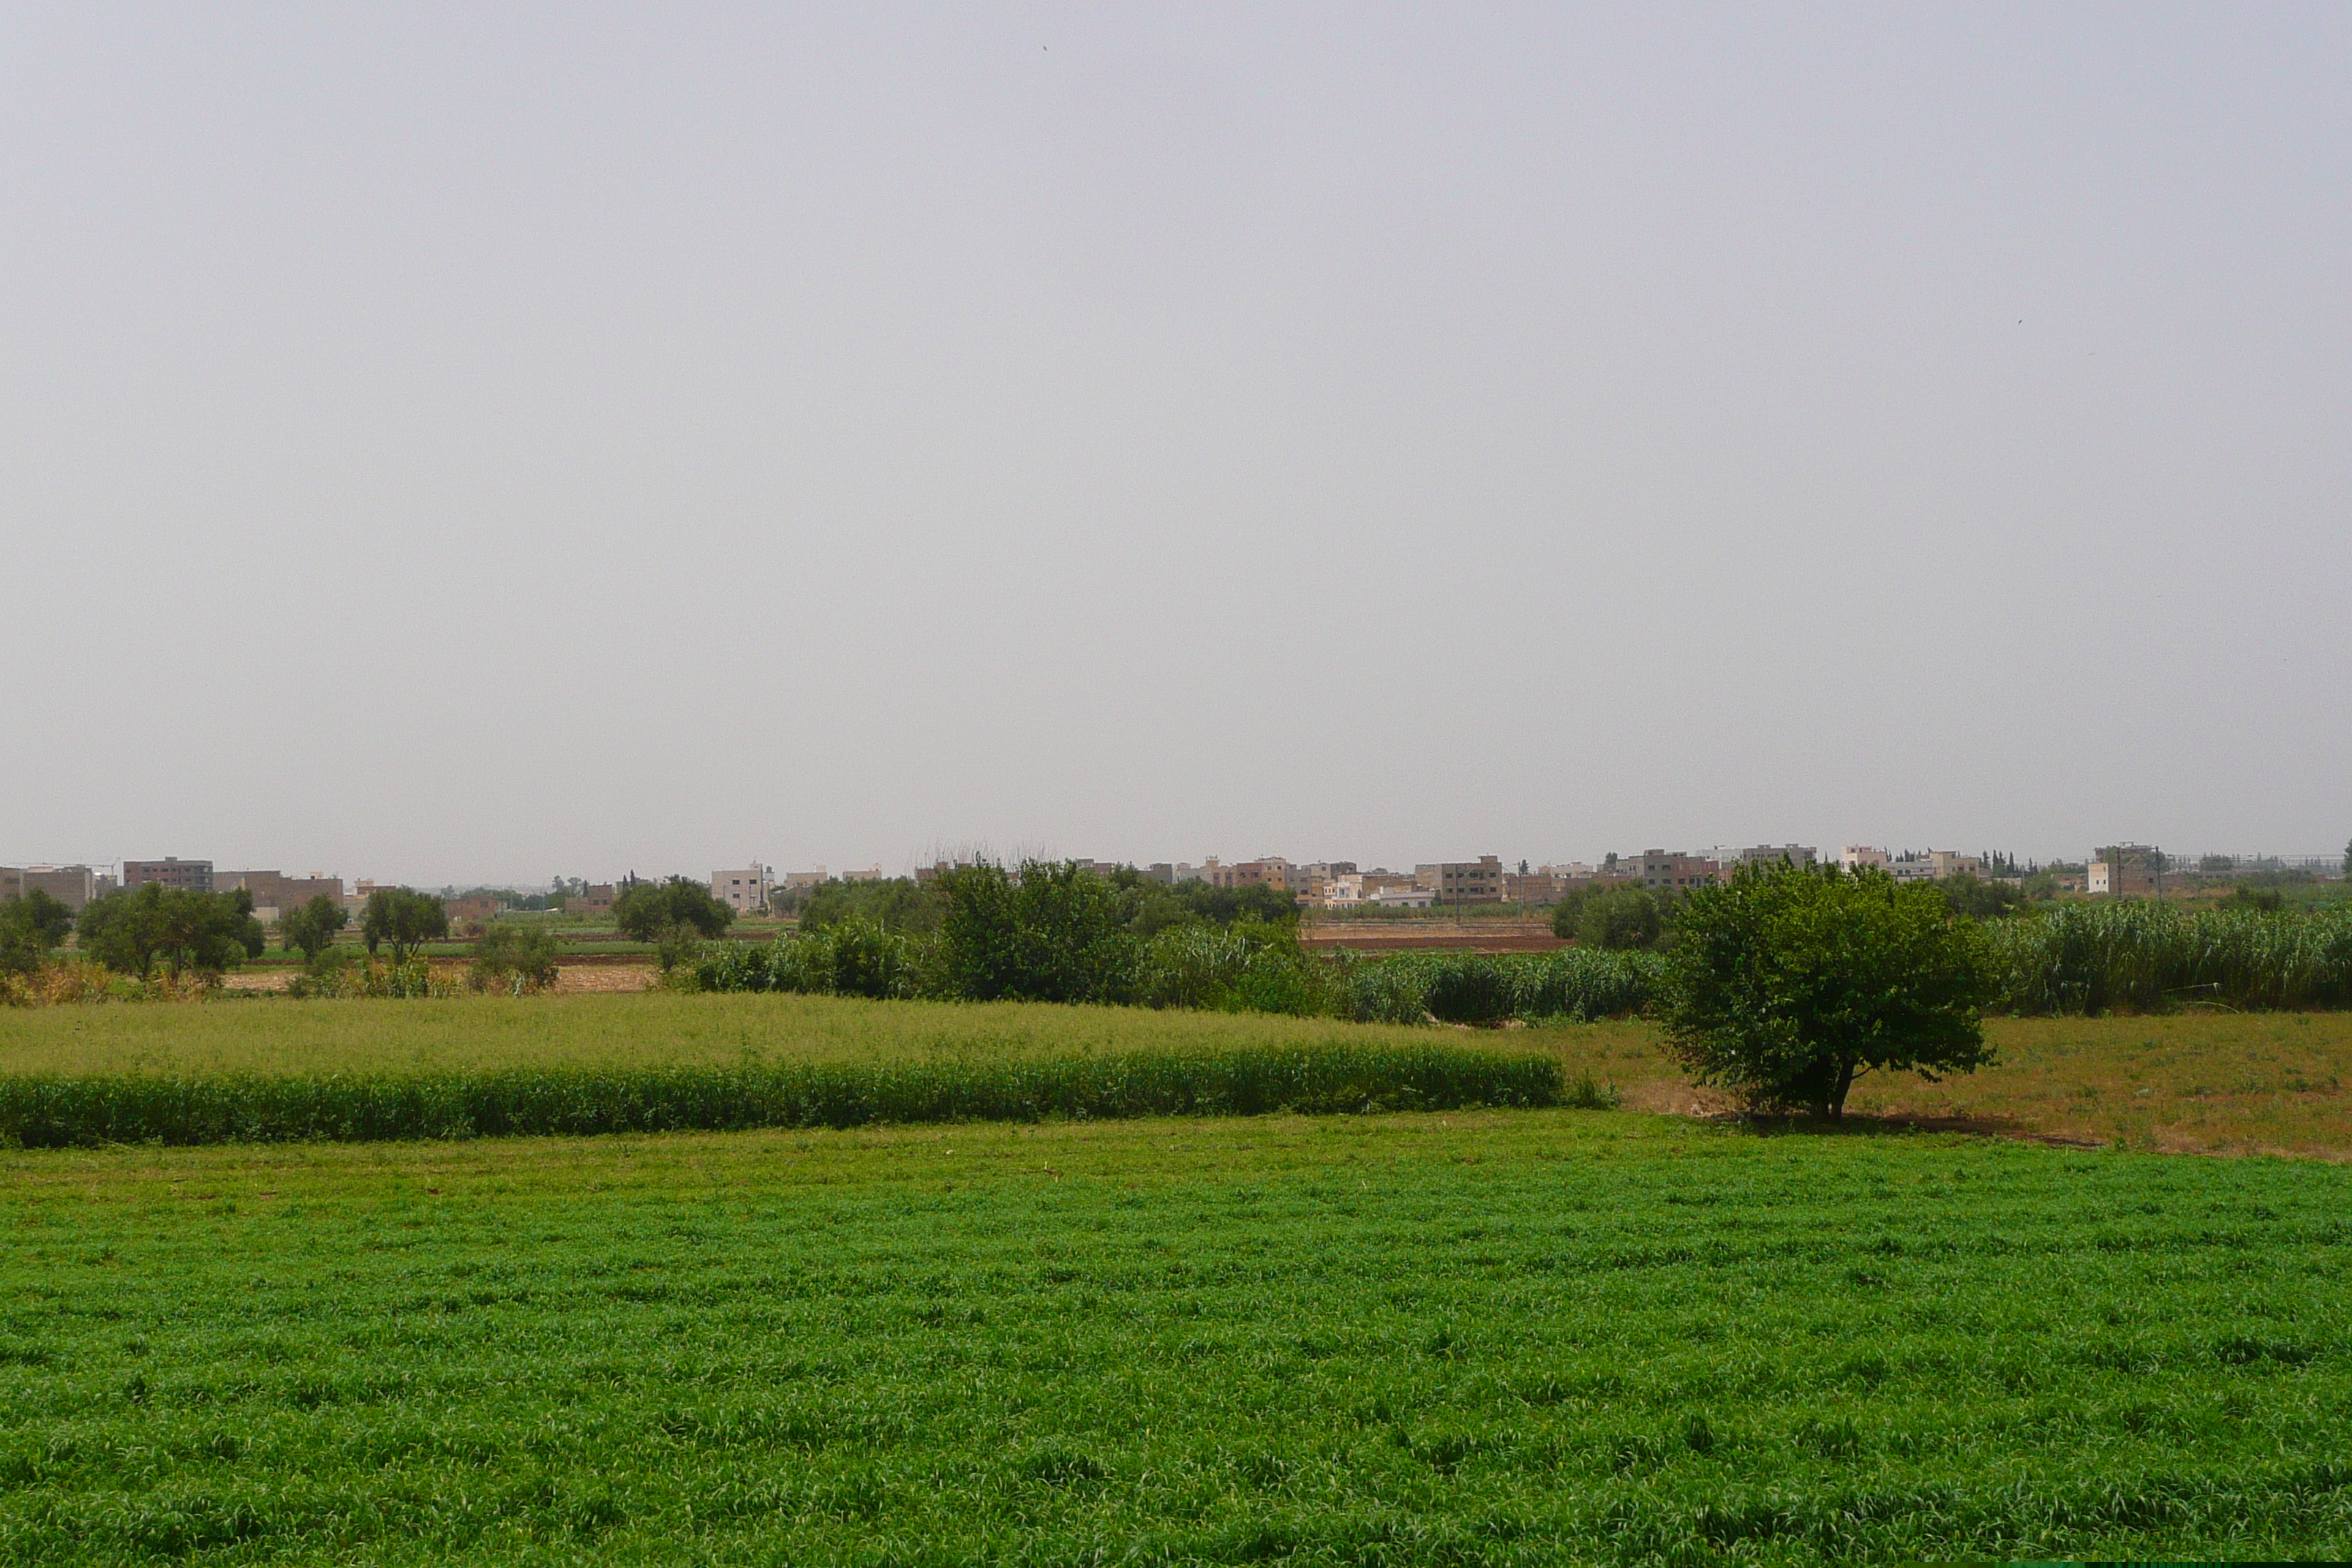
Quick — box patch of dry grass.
[1518,1013,2352,1158]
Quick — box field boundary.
[0,1043,1565,1147]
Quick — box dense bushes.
[692,916,916,1000]
[688,913,1666,1030]
[690,885,2352,1025]
[1986,901,2352,1014]
[0,1043,1567,1147]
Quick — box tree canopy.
[1659,861,1994,1120]
[360,888,449,964]
[1550,884,1665,949]
[933,860,1139,1005]
[0,889,76,976]
[77,884,266,979]
[611,878,735,965]
[470,921,562,992]
[279,894,350,962]
[799,877,945,935]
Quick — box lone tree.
[279,894,350,962]
[611,877,734,968]
[1659,861,1994,1120]
[361,888,449,965]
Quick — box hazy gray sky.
[5,4,2346,884]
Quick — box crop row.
[0,1042,1569,1147]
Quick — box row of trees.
[676,859,1994,1122]
[1,884,465,980]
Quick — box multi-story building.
[1414,856,1505,903]
[1,865,101,910]
[445,894,502,930]
[1733,844,1818,870]
[1267,861,1354,902]
[1929,851,1988,880]
[780,867,829,893]
[710,864,771,914]
[563,883,617,916]
[123,858,211,893]
[216,871,344,919]
[1504,872,1566,905]
[1840,846,1891,871]
[1624,851,1719,892]
[2089,845,2164,897]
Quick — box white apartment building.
[710,864,772,913]
[1840,846,1890,870]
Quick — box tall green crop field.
[2,1111,2347,1562]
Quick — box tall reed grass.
[0,1042,1565,1147]
[1985,902,2352,1014]
[1330,949,1663,1025]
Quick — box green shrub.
[1424,956,1517,1025]
[933,862,1139,1006]
[1139,925,1254,1010]
[469,923,562,994]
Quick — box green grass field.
[3,1110,2347,1562]
[4,995,2351,1558]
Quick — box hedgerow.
[0,1042,1564,1147]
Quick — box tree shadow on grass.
[1695,1107,2106,1150]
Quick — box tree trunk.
[1826,1058,1858,1120]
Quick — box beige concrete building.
[217,871,344,919]
[1,865,101,910]
[1414,856,1505,903]
[1733,844,1818,870]
[711,864,771,914]
[563,883,617,916]
[1624,851,1719,892]
[123,858,211,893]
[1504,871,1567,905]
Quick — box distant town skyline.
[7,837,2345,898]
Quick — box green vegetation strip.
[0,1044,1560,1147]
[1,1114,2346,1561]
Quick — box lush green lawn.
[3,1109,2346,1562]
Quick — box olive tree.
[361,888,449,964]
[611,877,735,970]
[1659,861,1994,1120]
[0,889,75,976]
[279,894,350,962]
[76,884,265,979]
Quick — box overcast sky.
[4,4,2346,885]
